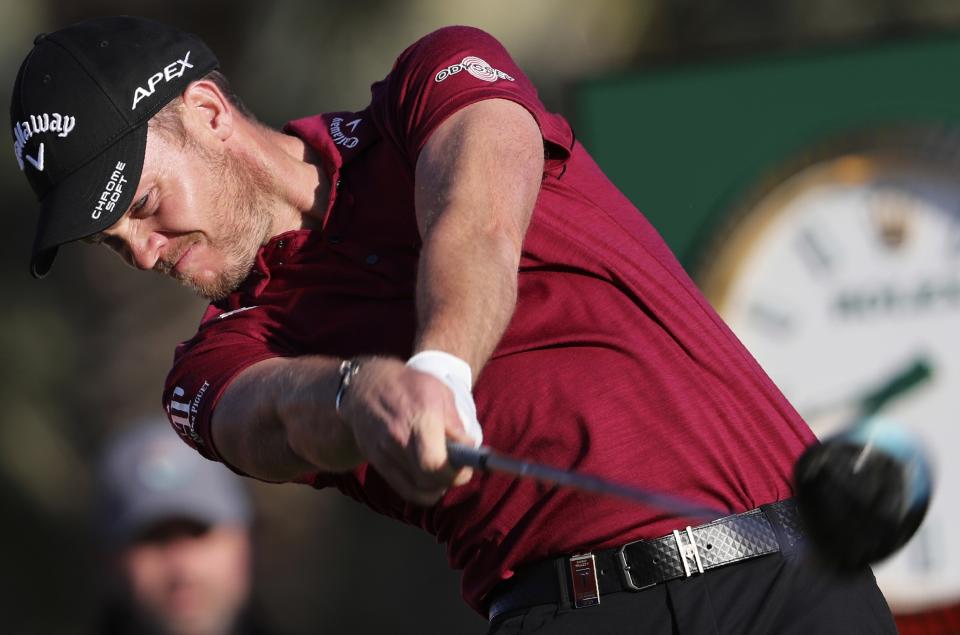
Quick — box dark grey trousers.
[487,551,897,635]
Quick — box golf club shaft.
[447,441,724,520]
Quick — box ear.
[180,79,234,143]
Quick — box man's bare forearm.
[412,99,543,379]
[414,215,522,379]
[212,355,363,481]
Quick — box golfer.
[12,16,896,633]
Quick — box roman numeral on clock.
[794,227,835,277]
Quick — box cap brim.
[116,497,226,542]
[30,245,58,279]
[112,484,251,543]
[30,126,147,278]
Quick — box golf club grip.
[446,441,490,470]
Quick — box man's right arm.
[210,355,476,504]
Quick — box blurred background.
[3,1,960,633]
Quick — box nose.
[130,232,168,270]
[102,222,168,271]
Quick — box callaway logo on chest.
[131,50,194,110]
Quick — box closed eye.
[82,190,153,246]
[129,193,150,217]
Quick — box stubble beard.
[166,149,275,302]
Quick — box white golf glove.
[406,350,483,447]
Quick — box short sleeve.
[162,309,281,463]
[375,26,574,170]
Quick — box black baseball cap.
[10,16,218,278]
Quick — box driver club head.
[794,419,933,572]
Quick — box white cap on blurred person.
[98,421,251,542]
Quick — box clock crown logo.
[867,187,913,250]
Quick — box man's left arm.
[412,98,544,378]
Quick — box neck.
[240,120,330,237]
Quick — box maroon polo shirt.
[163,26,815,613]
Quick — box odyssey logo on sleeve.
[434,56,515,84]
[131,50,194,110]
[11,112,78,172]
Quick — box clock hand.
[800,355,934,429]
[851,355,934,425]
[847,356,932,472]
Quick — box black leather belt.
[486,499,804,622]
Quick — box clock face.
[697,129,960,612]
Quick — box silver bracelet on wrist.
[335,359,361,417]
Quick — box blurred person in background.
[13,15,896,635]
[95,422,273,635]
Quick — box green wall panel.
[573,36,960,268]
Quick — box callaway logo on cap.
[9,16,218,278]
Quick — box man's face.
[90,122,274,301]
[121,520,252,635]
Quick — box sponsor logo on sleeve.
[131,50,194,110]
[11,113,77,172]
[329,117,362,148]
[434,56,515,84]
[166,381,209,447]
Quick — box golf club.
[446,441,725,520]
[449,356,935,570]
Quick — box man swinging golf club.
[12,16,899,633]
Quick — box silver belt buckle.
[673,526,705,577]
[568,553,600,608]
[616,539,653,591]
